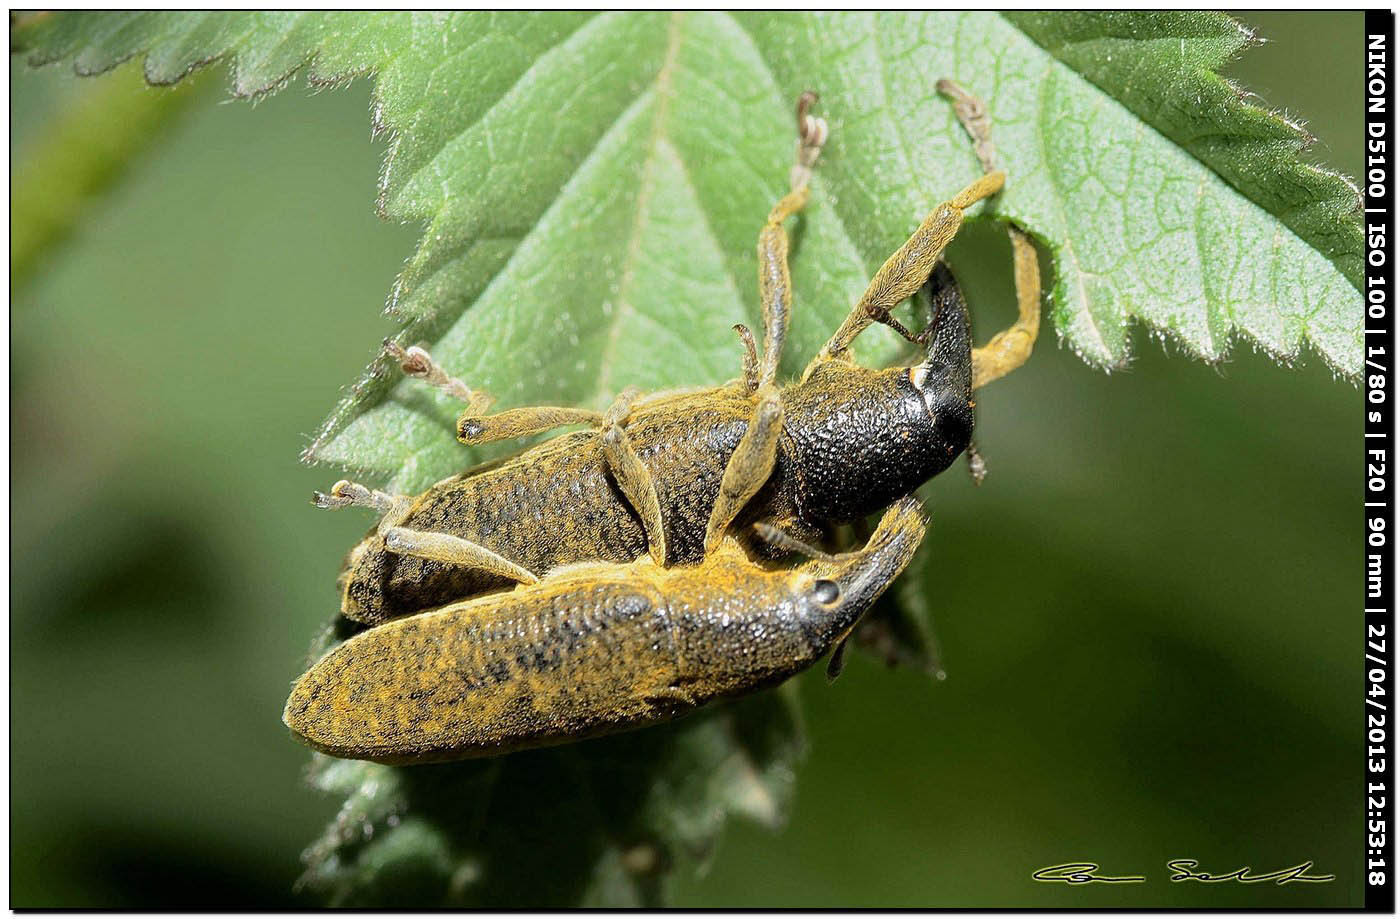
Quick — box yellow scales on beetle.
[286,81,1040,763]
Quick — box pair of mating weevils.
[284,81,1041,765]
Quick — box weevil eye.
[811,579,841,605]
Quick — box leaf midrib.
[595,12,685,400]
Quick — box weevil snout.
[910,263,973,407]
[906,263,974,460]
[796,496,928,646]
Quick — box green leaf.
[13,9,1364,905]
[15,12,1364,484]
[1007,12,1364,295]
[1004,11,1364,374]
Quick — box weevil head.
[791,496,928,647]
[780,265,972,524]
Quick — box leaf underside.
[16,12,1364,489]
[13,9,1365,906]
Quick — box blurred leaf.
[10,58,211,287]
[12,9,1364,905]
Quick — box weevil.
[315,81,1040,627]
[285,496,928,763]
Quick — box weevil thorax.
[780,301,972,525]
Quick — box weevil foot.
[384,339,493,412]
[937,78,997,173]
[313,479,399,512]
[620,843,667,877]
[789,90,829,193]
[965,442,987,485]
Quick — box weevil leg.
[312,479,400,513]
[756,199,799,388]
[971,227,1041,389]
[703,386,784,554]
[936,79,1042,389]
[751,521,837,561]
[315,480,540,584]
[388,341,611,446]
[599,386,641,428]
[733,324,760,393]
[805,168,1004,376]
[804,78,1037,378]
[313,479,417,536]
[754,91,829,388]
[457,405,606,446]
[381,527,539,585]
[600,389,669,565]
[313,479,417,529]
[936,78,997,174]
[383,340,494,413]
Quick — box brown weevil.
[285,497,928,763]
[314,80,1041,626]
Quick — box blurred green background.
[10,12,1362,908]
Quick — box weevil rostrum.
[314,81,1041,628]
[286,497,928,763]
[289,82,1041,761]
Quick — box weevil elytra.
[316,81,1041,626]
[285,497,927,763]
